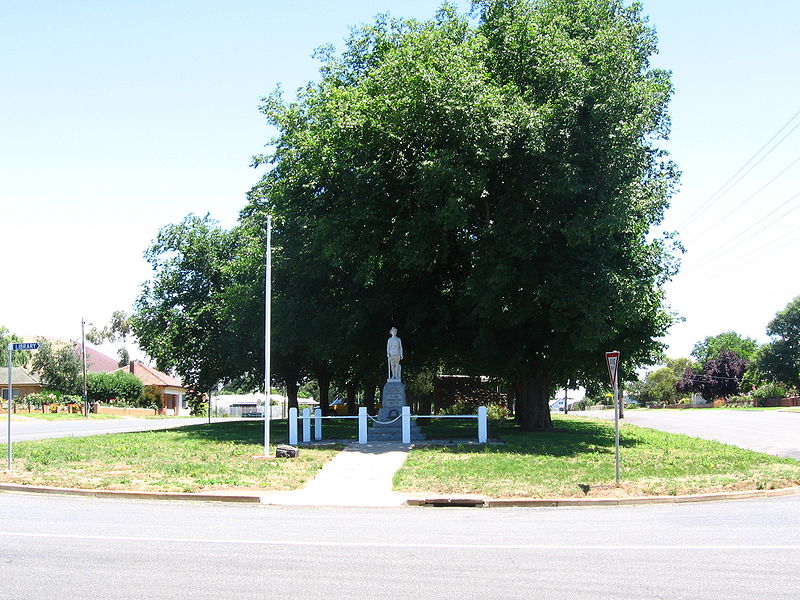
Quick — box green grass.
[0,420,341,493]
[394,415,800,498]
[13,413,122,421]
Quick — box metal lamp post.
[264,215,272,457]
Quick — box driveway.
[571,409,800,460]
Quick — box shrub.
[752,382,788,400]
[87,371,144,403]
[441,399,508,418]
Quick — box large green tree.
[30,338,82,395]
[247,0,679,429]
[132,215,242,394]
[754,296,800,389]
[691,331,759,365]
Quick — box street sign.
[605,350,620,388]
[11,343,39,351]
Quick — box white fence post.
[302,408,311,443]
[478,406,487,443]
[402,406,411,444]
[358,407,367,444]
[289,407,298,445]
[314,408,322,441]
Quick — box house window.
[2,389,22,400]
[181,395,188,409]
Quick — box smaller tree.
[753,296,800,390]
[0,326,31,367]
[30,338,82,395]
[677,350,747,400]
[86,310,134,368]
[630,357,693,405]
[691,331,759,365]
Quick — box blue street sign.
[11,343,39,351]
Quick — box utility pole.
[81,318,88,418]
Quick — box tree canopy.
[753,296,800,389]
[134,0,680,430]
[690,331,759,365]
[30,338,82,395]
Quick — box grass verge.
[12,413,122,421]
[0,420,350,493]
[395,415,800,498]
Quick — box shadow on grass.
[421,416,643,459]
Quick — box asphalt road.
[0,492,797,599]
[571,409,800,460]
[0,416,243,443]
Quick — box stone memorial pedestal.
[370,381,425,442]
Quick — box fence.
[287,406,488,445]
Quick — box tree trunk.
[316,371,331,416]
[363,375,378,414]
[514,371,553,431]
[346,382,357,416]
[285,379,299,411]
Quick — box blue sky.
[2,0,799,365]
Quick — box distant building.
[1,367,43,401]
[114,361,189,416]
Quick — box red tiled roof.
[71,345,120,373]
[114,361,185,389]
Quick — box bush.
[752,382,788,400]
[87,371,144,403]
[571,398,593,411]
[24,390,81,408]
[441,399,508,419]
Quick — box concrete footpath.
[259,442,424,507]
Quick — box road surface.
[571,409,800,460]
[0,492,797,599]
[0,416,244,443]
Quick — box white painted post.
[478,406,488,443]
[358,407,367,444]
[288,407,298,445]
[314,408,322,441]
[302,408,311,443]
[402,406,411,444]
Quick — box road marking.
[0,532,798,551]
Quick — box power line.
[675,107,800,232]
[682,189,800,274]
[684,154,800,245]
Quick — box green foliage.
[86,371,144,403]
[30,338,82,395]
[0,325,31,367]
[22,390,81,408]
[440,399,509,420]
[629,357,693,405]
[141,386,164,412]
[753,296,800,389]
[691,331,759,365]
[751,381,788,400]
[187,390,207,416]
[243,0,679,430]
[132,215,242,393]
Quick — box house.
[74,345,120,373]
[114,361,190,416]
[1,367,43,402]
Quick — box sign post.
[7,342,38,470]
[605,350,621,485]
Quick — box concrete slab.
[260,441,414,507]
